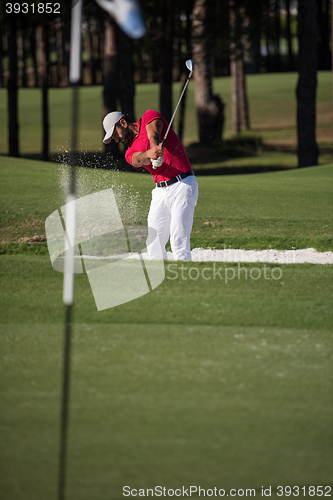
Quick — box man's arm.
[146,118,163,147]
[131,119,164,168]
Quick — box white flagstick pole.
[58,0,82,499]
[58,0,145,497]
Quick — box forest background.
[0,0,332,170]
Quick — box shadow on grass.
[193,165,294,175]
[4,137,332,176]
[4,151,295,176]
[184,138,298,175]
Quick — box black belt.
[156,170,194,188]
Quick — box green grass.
[1,256,333,329]
[0,155,152,243]
[191,164,333,251]
[0,134,332,498]
[0,72,332,168]
[0,255,333,499]
[1,324,332,500]
[1,156,332,251]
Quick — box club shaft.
[161,75,191,147]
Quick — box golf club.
[161,59,193,147]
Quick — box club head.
[186,59,193,76]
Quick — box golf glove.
[151,155,164,169]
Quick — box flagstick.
[58,1,82,499]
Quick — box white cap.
[103,111,124,144]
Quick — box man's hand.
[151,156,164,169]
[146,119,164,168]
[131,144,164,169]
[147,143,163,160]
[131,119,164,169]
[147,143,164,169]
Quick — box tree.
[296,0,319,167]
[29,27,39,86]
[40,22,50,161]
[273,0,281,72]
[316,0,332,70]
[158,0,174,122]
[117,28,135,121]
[192,0,224,144]
[178,1,193,141]
[18,20,28,87]
[55,17,64,86]
[103,18,119,158]
[229,0,250,135]
[7,14,19,157]
[0,38,3,88]
[285,0,294,71]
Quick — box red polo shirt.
[125,109,192,183]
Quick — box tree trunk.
[178,2,192,141]
[93,31,101,84]
[317,0,332,70]
[29,29,39,87]
[55,17,64,86]
[83,19,92,85]
[88,29,97,85]
[192,0,224,144]
[273,0,281,72]
[159,0,174,123]
[229,0,250,136]
[139,53,148,84]
[230,59,250,135]
[264,2,273,73]
[41,23,50,161]
[117,28,135,121]
[63,20,70,86]
[0,31,4,88]
[8,15,19,157]
[99,18,105,84]
[285,0,294,71]
[103,18,119,158]
[18,26,27,87]
[296,0,319,167]
[250,36,261,75]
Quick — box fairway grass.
[1,256,333,330]
[1,139,332,498]
[1,320,332,500]
[0,72,332,168]
[1,255,332,499]
[1,156,332,251]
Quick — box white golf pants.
[147,175,198,261]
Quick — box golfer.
[103,109,198,261]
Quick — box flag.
[94,0,146,39]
